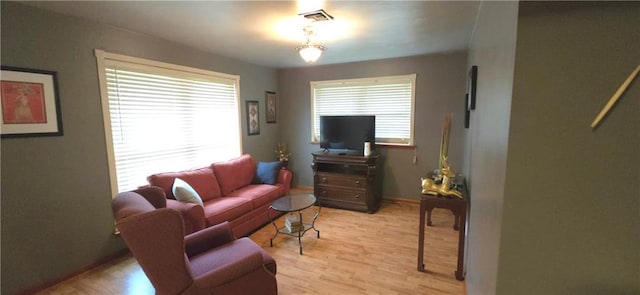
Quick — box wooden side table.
[417,188,469,281]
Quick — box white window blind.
[96,50,241,194]
[311,74,416,145]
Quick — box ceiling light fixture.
[296,25,326,63]
[299,9,334,22]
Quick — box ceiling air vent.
[299,9,334,22]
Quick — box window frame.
[310,74,417,146]
[94,49,242,196]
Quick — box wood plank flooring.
[36,200,466,294]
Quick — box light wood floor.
[36,201,466,294]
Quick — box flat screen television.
[320,115,375,152]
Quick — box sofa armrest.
[166,199,206,235]
[277,169,292,195]
[184,221,235,257]
[133,186,167,209]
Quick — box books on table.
[285,214,304,233]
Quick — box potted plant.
[275,143,292,169]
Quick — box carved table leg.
[454,206,466,281]
[417,199,426,271]
[453,212,460,231]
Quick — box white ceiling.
[22,1,479,68]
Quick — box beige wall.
[497,2,639,294]
[465,2,639,294]
[464,1,519,294]
[0,3,278,294]
[277,52,469,199]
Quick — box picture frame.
[464,93,470,128]
[265,91,276,124]
[468,65,477,110]
[246,100,260,135]
[1,66,63,138]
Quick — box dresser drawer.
[316,173,366,189]
[316,187,366,204]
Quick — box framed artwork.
[468,65,477,110]
[265,91,276,123]
[246,100,260,135]
[464,93,470,128]
[1,66,63,138]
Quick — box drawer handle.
[355,180,361,186]
[320,190,327,197]
[321,177,328,183]
[354,194,360,199]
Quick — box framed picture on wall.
[1,66,63,138]
[265,91,276,123]
[468,65,478,110]
[464,93,470,128]
[246,100,260,135]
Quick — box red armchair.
[112,187,278,295]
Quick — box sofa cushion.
[211,155,257,196]
[172,178,204,206]
[225,184,283,209]
[189,237,266,279]
[202,197,254,226]
[253,161,282,185]
[148,167,222,201]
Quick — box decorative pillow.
[253,161,282,185]
[172,178,204,206]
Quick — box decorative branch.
[591,64,640,128]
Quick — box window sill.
[377,143,416,150]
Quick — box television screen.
[320,115,375,152]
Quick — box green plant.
[275,143,291,161]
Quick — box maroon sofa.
[146,154,292,237]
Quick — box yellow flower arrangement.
[275,143,292,161]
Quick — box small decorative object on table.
[421,157,462,198]
[421,114,463,198]
[275,143,291,169]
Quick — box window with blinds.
[311,74,416,145]
[95,50,241,194]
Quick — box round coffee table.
[268,194,321,255]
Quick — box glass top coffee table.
[268,194,321,255]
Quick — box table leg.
[417,199,426,272]
[453,213,460,231]
[268,207,278,247]
[455,208,466,281]
[426,208,433,226]
[298,211,303,255]
[311,204,321,239]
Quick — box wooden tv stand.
[311,151,382,213]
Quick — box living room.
[2,1,638,295]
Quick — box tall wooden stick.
[439,113,452,169]
[591,64,640,128]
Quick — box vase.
[280,160,288,170]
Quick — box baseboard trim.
[383,197,420,205]
[290,185,313,193]
[293,186,420,205]
[15,248,130,295]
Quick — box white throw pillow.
[172,178,204,206]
